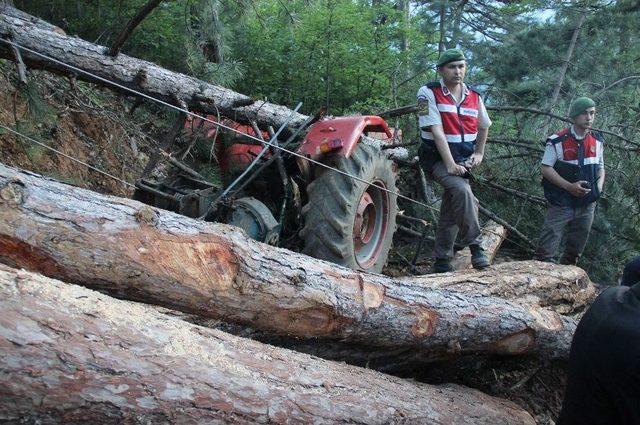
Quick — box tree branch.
[487,106,640,147]
[9,41,26,84]
[108,0,165,57]
[478,203,536,252]
[547,11,587,111]
[475,176,546,207]
[594,75,640,97]
[487,105,572,122]
[488,138,544,153]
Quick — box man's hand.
[566,181,591,197]
[446,163,469,176]
[466,152,484,169]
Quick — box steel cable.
[0,123,135,188]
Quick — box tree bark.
[0,163,594,364]
[409,260,594,315]
[547,11,587,112]
[452,220,506,271]
[438,1,446,54]
[0,6,307,131]
[1,3,63,34]
[398,0,410,53]
[0,264,535,424]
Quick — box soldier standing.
[417,48,492,273]
[535,97,605,265]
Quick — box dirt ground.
[0,62,150,197]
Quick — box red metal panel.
[184,115,271,174]
[297,116,393,159]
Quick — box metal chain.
[0,37,437,212]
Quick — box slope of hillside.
[0,60,154,197]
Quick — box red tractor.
[134,114,399,274]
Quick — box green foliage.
[470,1,640,282]
[183,0,247,86]
[229,0,430,115]
[22,141,47,164]
[21,81,54,123]
[12,118,49,165]
[196,164,222,186]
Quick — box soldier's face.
[573,107,596,131]
[438,60,466,85]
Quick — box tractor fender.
[297,116,394,160]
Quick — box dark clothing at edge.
[621,256,640,287]
[557,283,640,425]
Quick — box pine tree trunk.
[0,264,535,424]
[0,6,307,131]
[0,163,594,364]
[548,11,587,111]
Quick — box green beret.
[436,49,466,67]
[569,97,596,118]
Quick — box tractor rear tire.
[300,143,397,273]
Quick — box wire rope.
[0,123,135,188]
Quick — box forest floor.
[0,61,565,424]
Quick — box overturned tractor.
[134,114,400,273]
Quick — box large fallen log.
[0,6,307,130]
[166,231,593,371]
[0,163,593,364]
[0,265,535,424]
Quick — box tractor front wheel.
[300,143,397,273]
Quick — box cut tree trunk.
[452,220,506,271]
[408,260,594,315]
[0,264,535,424]
[0,6,307,131]
[162,252,594,371]
[0,163,594,364]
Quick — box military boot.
[560,254,578,266]
[432,258,453,273]
[470,244,490,269]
